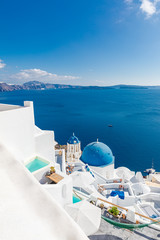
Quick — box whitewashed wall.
[91,164,114,179]
[0,102,35,162]
[44,178,73,207]
[0,101,55,164]
[0,142,89,240]
[35,130,55,163]
[33,167,73,207]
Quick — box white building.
[67,133,81,163]
[0,101,89,240]
[0,101,72,206]
[0,101,55,163]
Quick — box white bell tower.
[67,133,81,163]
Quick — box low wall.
[44,177,73,207]
[149,186,160,193]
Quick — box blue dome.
[67,134,80,144]
[81,142,114,167]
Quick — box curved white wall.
[0,143,88,240]
[91,164,114,179]
[33,166,72,207]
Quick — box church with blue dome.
[81,141,115,179]
[67,133,81,163]
[67,135,80,145]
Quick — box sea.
[1,88,160,173]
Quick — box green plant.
[50,166,55,174]
[109,207,119,216]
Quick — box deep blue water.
[1,89,160,172]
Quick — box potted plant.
[50,166,55,174]
[108,207,119,217]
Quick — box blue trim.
[67,135,80,144]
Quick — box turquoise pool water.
[73,195,81,203]
[26,158,49,173]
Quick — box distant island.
[0,80,159,92]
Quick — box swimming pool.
[25,157,49,173]
[73,194,81,204]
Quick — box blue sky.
[1,0,160,86]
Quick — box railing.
[73,187,90,199]
[98,197,160,224]
[73,189,83,200]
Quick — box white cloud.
[124,0,160,17]
[0,59,6,69]
[140,0,156,17]
[11,68,79,82]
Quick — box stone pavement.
[89,218,160,240]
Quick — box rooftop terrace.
[0,103,23,112]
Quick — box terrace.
[97,183,134,198]
[0,103,23,112]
